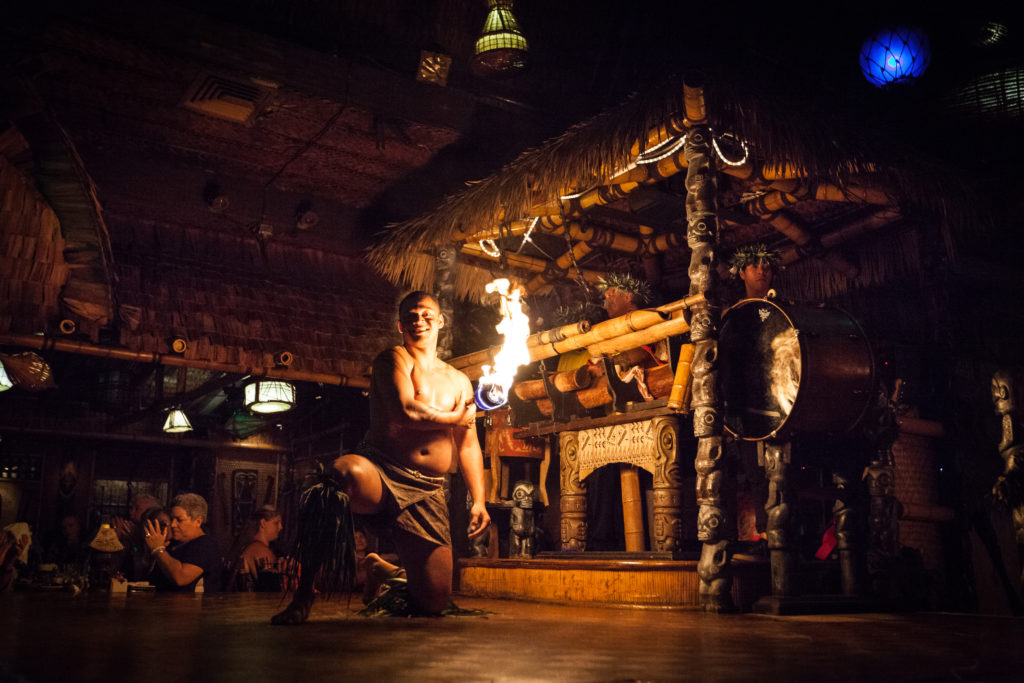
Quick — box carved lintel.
[576,419,662,480]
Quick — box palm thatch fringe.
[777,228,921,301]
[368,69,969,298]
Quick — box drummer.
[730,243,781,300]
[727,243,783,542]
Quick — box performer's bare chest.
[410,365,460,410]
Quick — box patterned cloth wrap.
[356,442,451,547]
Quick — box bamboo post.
[667,342,696,411]
[682,75,735,612]
[620,465,645,552]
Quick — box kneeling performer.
[272,291,490,623]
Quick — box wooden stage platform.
[4,591,1024,682]
[457,553,768,609]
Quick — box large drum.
[718,299,875,441]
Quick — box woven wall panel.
[0,154,69,334]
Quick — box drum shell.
[719,299,874,441]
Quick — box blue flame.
[475,381,508,411]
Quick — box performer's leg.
[393,528,452,616]
[361,552,407,604]
[272,454,385,625]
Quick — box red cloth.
[815,523,837,560]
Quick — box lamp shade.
[244,380,296,414]
[0,360,12,392]
[472,0,528,78]
[162,408,193,433]
[860,27,931,88]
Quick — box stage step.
[457,554,768,609]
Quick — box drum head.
[719,299,802,440]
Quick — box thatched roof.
[368,72,966,302]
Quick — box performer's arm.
[375,350,472,430]
[454,373,491,538]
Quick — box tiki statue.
[509,480,536,558]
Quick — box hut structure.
[367,60,1022,612]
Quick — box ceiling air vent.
[181,73,271,124]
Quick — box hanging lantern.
[472,0,528,79]
[860,27,931,88]
[162,409,193,434]
[0,360,12,392]
[244,380,296,414]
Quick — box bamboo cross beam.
[745,205,860,279]
[745,182,893,215]
[777,206,901,266]
[460,241,604,283]
[766,179,891,205]
[0,332,371,388]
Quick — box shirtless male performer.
[272,291,490,623]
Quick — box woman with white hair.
[143,493,221,593]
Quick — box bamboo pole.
[511,366,592,401]
[512,379,547,401]
[460,241,604,283]
[746,208,860,279]
[620,465,645,551]
[683,78,707,125]
[629,114,688,156]
[585,315,689,358]
[766,180,891,206]
[667,342,696,410]
[528,320,592,348]
[0,332,371,388]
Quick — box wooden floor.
[3,591,1024,682]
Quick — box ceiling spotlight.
[162,408,193,433]
[244,380,296,414]
[59,319,77,335]
[274,351,294,367]
[294,201,319,230]
[296,211,319,230]
[169,337,188,354]
[203,180,229,213]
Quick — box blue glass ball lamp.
[860,27,931,87]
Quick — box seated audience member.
[144,493,221,593]
[44,514,88,568]
[114,493,162,580]
[0,523,32,592]
[236,507,285,592]
[136,507,172,578]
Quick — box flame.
[477,278,531,409]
